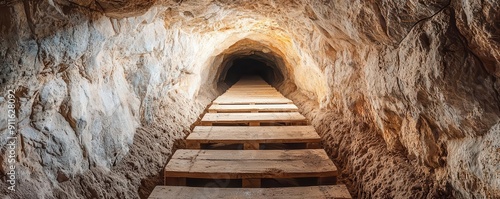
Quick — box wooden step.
[164,149,338,187]
[201,112,307,126]
[232,81,270,84]
[149,185,352,199]
[230,86,271,88]
[226,89,278,91]
[213,97,293,105]
[230,84,274,87]
[223,92,280,95]
[218,93,284,99]
[231,85,272,87]
[219,92,284,97]
[215,95,287,98]
[153,76,350,198]
[186,126,321,149]
[208,104,298,113]
[222,90,281,94]
[228,88,276,91]
[222,93,280,96]
[230,84,273,86]
[229,88,273,90]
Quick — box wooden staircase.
[149,76,352,199]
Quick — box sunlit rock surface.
[0,0,498,198]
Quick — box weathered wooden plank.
[213,97,293,105]
[191,126,316,135]
[218,93,282,97]
[229,87,271,89]
[224,91,279,94]
[218,95,284,99]
[187,126,320,146]
[227,87,276,90]
[231,83,274,88]
[231,83,272,85]
[149,185,352,199]
[158,76,347,195]
[220,94,283,98]
[225,89,277,93]
[221,90,281,96]
[228,87,276,90]
[214,96,291,100]
[222,94,278,98]
[221,92,282,95]
[227,88,276,92]
[164,149,337,179]
[201,112,307,124]
[223,90,281,93]
[208,104,298,112]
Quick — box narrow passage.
[149,76,352,199]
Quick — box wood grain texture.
[213,97,293,105]
[208,104,298,112]
[164,149,338,179]
[201,112,306,124]
[149,185,352,199]
[186,126,320,145]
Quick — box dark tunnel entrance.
[219,54,285,87]
[225,57,275,85]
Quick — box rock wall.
[0,1,213,198]
[0,0,498,198]
[289,1,500,198]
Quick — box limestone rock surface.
[0,0,498,198]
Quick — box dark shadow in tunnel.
[220,54,285,87]
[224,57,276,85]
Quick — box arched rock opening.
[3,1,499,198]
[208,38,292,91]
[219,54,285,86]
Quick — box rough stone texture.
[453,0,500,77]
[0,1,211,198]
[0,0,499,198]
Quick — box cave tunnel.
[2,0,499,199]
[211,38,293,91]
[214,40,290,91]
[221,55,284,86]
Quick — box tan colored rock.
[453,0,500,77]
[0,0,498,198]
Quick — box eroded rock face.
[0,0,498,198]
[453,0,500,77]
